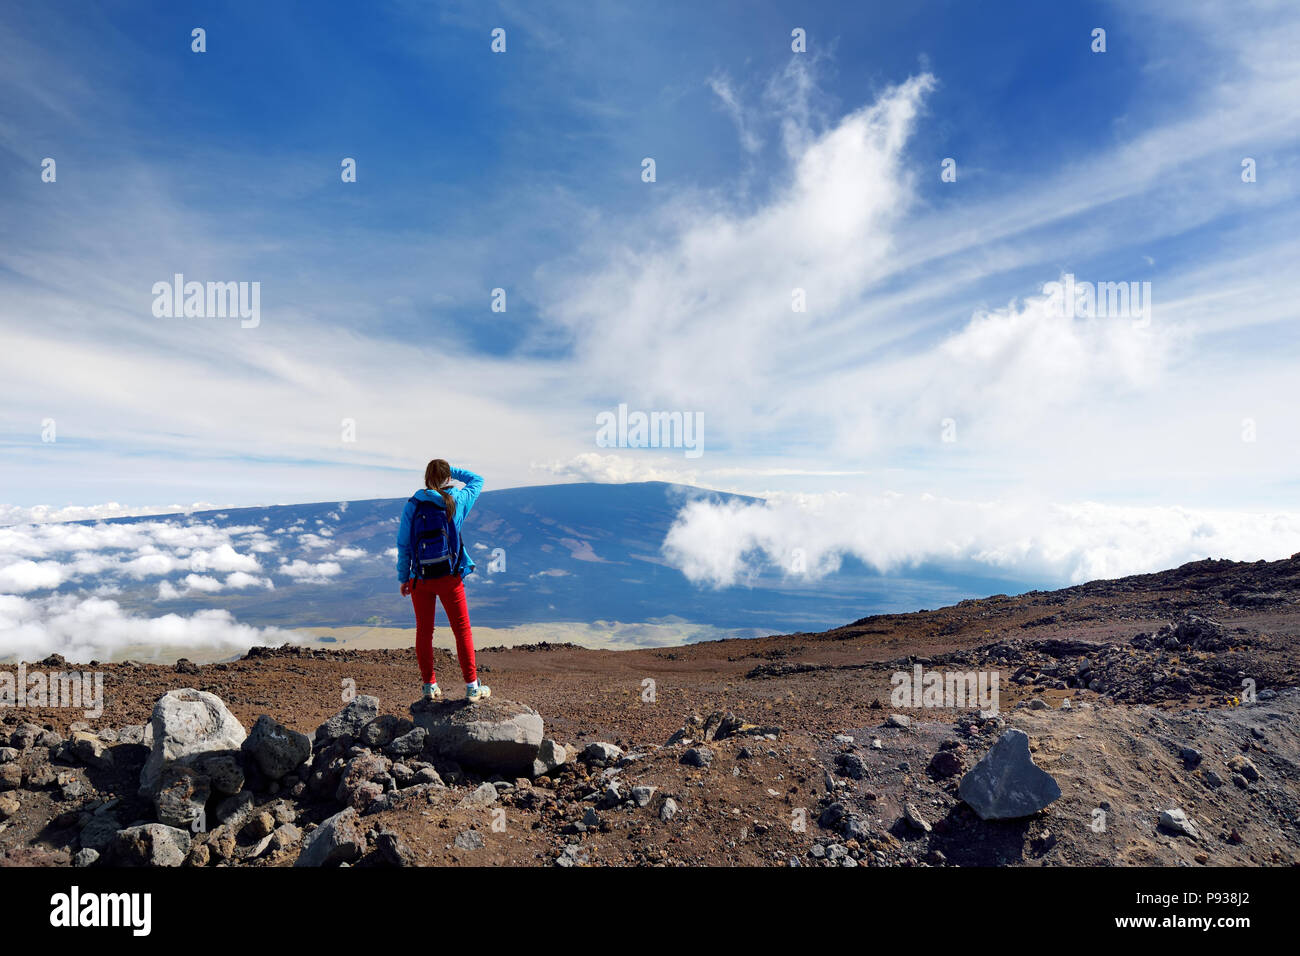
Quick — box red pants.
[410,575,477,685]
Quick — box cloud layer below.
[663,492,1300,588]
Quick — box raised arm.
[450,466,484,520]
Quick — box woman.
[396,459,490,702]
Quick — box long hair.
[423,459,457,520]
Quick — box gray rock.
[110,823,192,867]
[213,789,256,828]
[375,828,416,865]
[903,803,931,833]
[0,747,18,763]
[885,714,911,729]
[315,696,380,744]
[358,715,401,748]
[680,747,713,769]
[9,722,44,749]
[295,808,365,866]
[454,829,485,851]
[384,727,428,759]
[69,732,114,770]
[555,843,587,866]
[578,741,624,767]
[958,729,1061,820]
[242,715,312,781]
[413,767,445,787]
[73,848,100,867]
[409,698,543,775]
[659,797,678,821]
[139,689,247,798]
[194,753,244,796]
[78,810,121,852]
[154,765,211,830]
[116,725,146,746]
[270,823,302,852]
[336,751,392,810]
[1158,807,1200,839]
[458,782,498,808]
[835,752,866,779]
[631,785,657,807]
[1028,698,1049,710]
[531,738,568,777]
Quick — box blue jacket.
[396,467,484,582]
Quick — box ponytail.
[423,459,457,520]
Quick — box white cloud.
[0,560,66,593]
[0,593,296,664]
[663,493,1300,588]
[225,571,274,590]
[187,543,260,573]
[181,573,224,593]
[277,559,343,583]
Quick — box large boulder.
[958,729,1061,820]
[140,689,247,797]
[242,715,312,781]
[409,698,543,776]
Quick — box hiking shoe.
[422,683,443,702]
[466,683,491,702]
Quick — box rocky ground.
[1,554,1298,867]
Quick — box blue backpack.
[408,495,460,579]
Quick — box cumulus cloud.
[277,559,343,583]
[187,544,261,574]
[0,593,295,664]
[663,493,1300,588]
[0,560,67,593]
[180,574,224,593]
[225,571,274,590]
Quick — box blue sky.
[3,0,1300,583]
